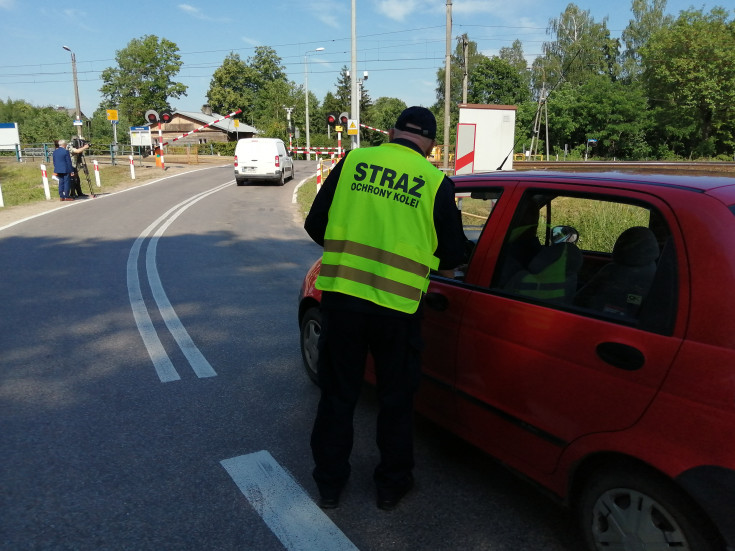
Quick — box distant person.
[52,139,74,201]
[305,106,466,511]
[68,137,90,198]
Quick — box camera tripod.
[71,153,96,198]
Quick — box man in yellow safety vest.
[305,106,466,510]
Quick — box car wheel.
[277,171,285,186]
[299,307,321,384]
[578,466,721,551]
[236,178,245,186]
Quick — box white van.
[234,138,294,186]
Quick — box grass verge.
[0,161,173,208]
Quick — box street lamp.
[62,45,82,138]
[304,47,324,161]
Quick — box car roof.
[452,170,735,195]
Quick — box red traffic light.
[339,112,349,125]
[160,112,174,124]
[145,109,159,124]
[326,113,337,126]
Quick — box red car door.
[450,182,688,476]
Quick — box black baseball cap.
[394,106,437,140]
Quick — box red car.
[298,171,735,551]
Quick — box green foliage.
[211,142,236,156]
[363,97,406,146]
[620,0,673,80]
[469,57,531,105]
[641,7,735,158]
[99,35,187,124]
[207,47,291,126]
[206,53,253,117]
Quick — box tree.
[468,57,531,105]
[18,107,75,144]
[546,77,652,159]
[499,39,531,93]
[251,79,300,140]
[363,97,406,146]
[534,3,620,92]
[206,53,252,117]
[641,8,735,157]
[99,35,187,124]
[621,0,673,81]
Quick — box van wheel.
[236,178,245,186]
[278,171,285,186]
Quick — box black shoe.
[319,495,340,509]
[316,483,343,509]
[377,476,414,511]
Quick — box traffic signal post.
[144,109,174,170]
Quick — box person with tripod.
[68,137,91,198]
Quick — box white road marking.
[127,181,232,382]
[221,451,359,551]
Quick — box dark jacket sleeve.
[433,176,467,270]
[304,154,349,247]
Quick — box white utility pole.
[443,1,452,169]
[62,45,82,138]
[350,0,359,150]
[304,47,325,161]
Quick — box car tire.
[578,465,721,551]
[236,178,245,186]
[299,307,321,384]
[277,171,285,186]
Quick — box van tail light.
[275,155,280,168]
[234,155,238,168]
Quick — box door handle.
[596,342,645,371]
[424,292,449,312]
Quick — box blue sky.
[0,0,726,120]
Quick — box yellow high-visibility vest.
[316,143,444,313]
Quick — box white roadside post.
[40,164,51,200]
[129,156,136,180]
[93,160,101,187]
[0,181,4,207]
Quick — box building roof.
[175,111,257,134]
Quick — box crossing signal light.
[145,109,159,124]
[339,112,349,125]
[160,111,174,124]
[326,112,337,126]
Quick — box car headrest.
[613,227,659,267]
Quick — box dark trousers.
[57,173,70,198]
[70,173,83,197]
[310,306,422,496]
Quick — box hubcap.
[591,488,689,550]
[302,319,320,375]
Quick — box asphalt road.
[0,160,585,550]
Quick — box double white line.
[127,181,232,382]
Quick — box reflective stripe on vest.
[316,143,444,313]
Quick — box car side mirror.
[551,225,579,244]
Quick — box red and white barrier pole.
[337,131,342,158]
[161,108,242,147]
[158,122,165,170]
[129,156,136,180]
[360,123,389,135]
[40,164,51,200]
[316,159,322,193]
[93,160,101,187]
